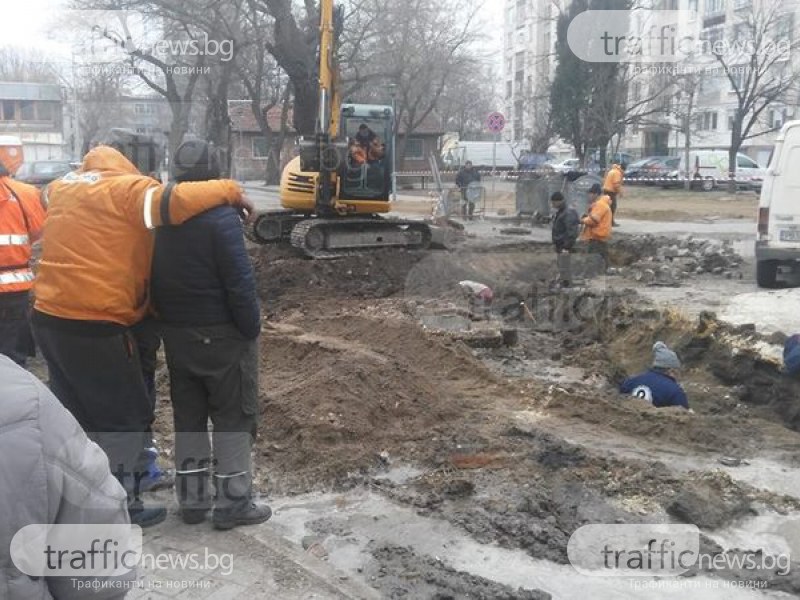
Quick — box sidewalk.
[129,513,380,599]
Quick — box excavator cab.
[338,104,393,201]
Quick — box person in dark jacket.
[455,161,481,220]
[151,140,270,530]
[550,192,579,287]
[784,334,800,378]
[620,342,690,410]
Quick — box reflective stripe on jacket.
[581,195,613,242]
[0,176,45,293]
[34,146,244,326]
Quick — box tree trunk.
[728,145,738,194]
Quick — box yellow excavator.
[251,0,432,257]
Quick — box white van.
[676,150,766,191]
[443,141,523,170]
[756,122,800,288]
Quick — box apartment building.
[505,0,799,164]
[503,0,558,144]
[0,82,65,161]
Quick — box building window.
[252,137,269,158]
[697,111,718,130]
[1,100,16,121]
[733,0,750,9]
[705,0,725,14]
[702,25,725,54]
[405,138,424,160]
[19,101,35,121]
[515,51,525,72]
[775,14,794,44]
[506,81,513,99]
[134,103,156,115]
[728,114,735,130]
[770,108,787,129]
[728,66,747,91]
[36,102,55,122]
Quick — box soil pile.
[256,313,503,491]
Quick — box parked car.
[626,156,680,184]
[546,158,581,173]
[14,160,74,188]
[518,152,555,172]
[755,122,800,288]
[663,150,766,192]
[588,150,634,169]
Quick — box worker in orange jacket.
[603,163,624,226]
[581,183,613,269]
[0,150,46,367]
[32,144,253,528]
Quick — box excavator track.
[289,217,432,258]
[252,210,307,244]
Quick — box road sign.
[486,112,506,133]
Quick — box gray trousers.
[161,324,259,511]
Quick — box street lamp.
[388,83,397,202]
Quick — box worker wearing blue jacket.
[152,140,270,531]
[620,342,689,410]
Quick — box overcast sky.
[0,0,505,72]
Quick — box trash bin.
[515,170,563,221]
[564,173,602,217]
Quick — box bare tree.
[0,47,60,83]
[73,65,129,156]
[710,0,800,189]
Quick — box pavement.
[129,511,380,599]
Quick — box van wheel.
[756,260,780,288]
[701,177,715,192]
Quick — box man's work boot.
[128,501,168,528]
[180,508,209,525]
[212,501,272,531]
[176,468,212,525]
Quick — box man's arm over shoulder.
[123,177,245,230]
[213,208,261,340]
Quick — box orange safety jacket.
[581,195,613,242]
[603,164,624,195]
[0,177,45,294]
[34,146,244,326]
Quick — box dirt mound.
[257,314,502,492]
[251,246,429,315]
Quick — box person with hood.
[456,161,481,220]
[151,140,270,530]
[784,334,800,378]
[32,144,253,528]
[550,192,579,288]
[580,183,613,269]
[620,342,689,410]
[603,162,624,226]
[0,140,46,366]
[0,355,135,599]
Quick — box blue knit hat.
[784,334,800,376]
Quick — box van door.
[769,141,800,247]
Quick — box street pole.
[492,131,498,192]
[389,84,397,203]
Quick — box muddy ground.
[148,231,800,599]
